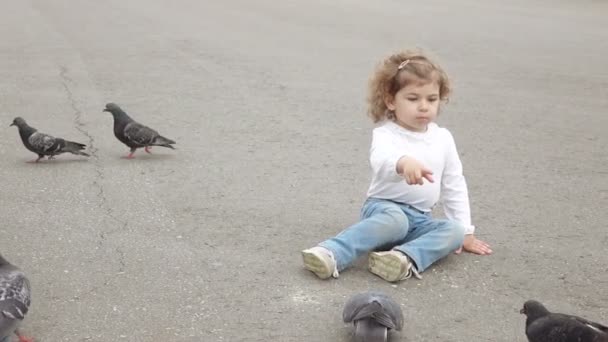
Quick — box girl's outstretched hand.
[455,235,492,255]
[397,156,434,185]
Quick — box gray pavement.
[1,0,607,341]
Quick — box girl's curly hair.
[367,51,451,123]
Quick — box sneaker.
[368,250,421,282]
[301,246,339,279]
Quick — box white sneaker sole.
[302,250,332,279]
[368,252,407,282]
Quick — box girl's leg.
[303,199,409,278]
[393,209,465,273]
[368,205,465,282]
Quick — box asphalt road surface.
[1,0,606,341]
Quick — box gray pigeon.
[103,103,176,159]
[10,117,90,163]
[521,300,608,342]
[0,254,32,342]
[343,291,404,342]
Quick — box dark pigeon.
[103,103,176,159]
[521,300,608,342]
[10,117,90,163]
[343,291,404,342]
[0,254,32,342]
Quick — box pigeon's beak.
[102,108,109,112]
[519,308,525,314]
[9,122,14,127]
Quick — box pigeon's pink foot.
[144,146,152,154]
[16,329,34,342]
[121,152,135,159]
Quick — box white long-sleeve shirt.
[366,120,475,234]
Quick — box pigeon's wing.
[123,122,159,145]
[343,291,403,330]
[0,271,31,336]
[347,300,398,330]
[343,292,375,323]
[27,132,60,154]
[351,301,382,322]
[0,297,29,320]
[529,315,608,342]
[375,294,404,330]
[560,317,608,342]
[372,310,398,330]
[0,271,31,311]
[567,314,608,333]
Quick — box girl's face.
[386,81,440,132]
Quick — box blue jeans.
[0,336,8,342]
[319,198,465,273]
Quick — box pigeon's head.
[521,300,550,319]
[103,103,123,115]
[10,117,27,128]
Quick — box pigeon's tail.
[354,319,388,342]
[64,141,90,157]
[152,135,176,149]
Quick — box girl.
[302,51,492,282]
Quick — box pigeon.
[343,291,404,342]
[103,103,176,159]
[10,117,90,163]
[521,299,608,342]
[0,254,32,342]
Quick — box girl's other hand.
[455,235,492,255]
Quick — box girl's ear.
[384,95,396,111]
